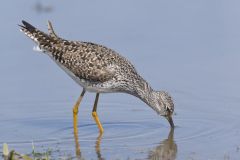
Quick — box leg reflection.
[95,133,104,160]
[73,129,105,160]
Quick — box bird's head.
[152,91,175,128]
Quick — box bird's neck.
[134,80,156,108]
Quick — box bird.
[19,20,174,134]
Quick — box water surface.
[1,1,240,159]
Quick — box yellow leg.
[73,128,81,158]
[92,93,104,133]
[73,89,86,134]
[72,89,85,158]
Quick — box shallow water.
[1,0,240,159]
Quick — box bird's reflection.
[73,127,176,160]
[95,133,105,160]
[73,128,105,160]
[148,128,177,160]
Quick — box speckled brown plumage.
[19,20,174,126]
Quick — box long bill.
[166,115,175,128]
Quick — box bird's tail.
[19,20,60,53]
[19,20,48,45]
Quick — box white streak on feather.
[33,45,42,52]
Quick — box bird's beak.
[165,115,174,128]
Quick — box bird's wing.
[61,45,117,83]
[75,62,116,83]
[47,20,59,38]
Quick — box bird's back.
[19,21,141,92]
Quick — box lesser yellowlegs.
[19,20,174,133]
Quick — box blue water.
[1,1,240,159]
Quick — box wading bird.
[19,20,174,134]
